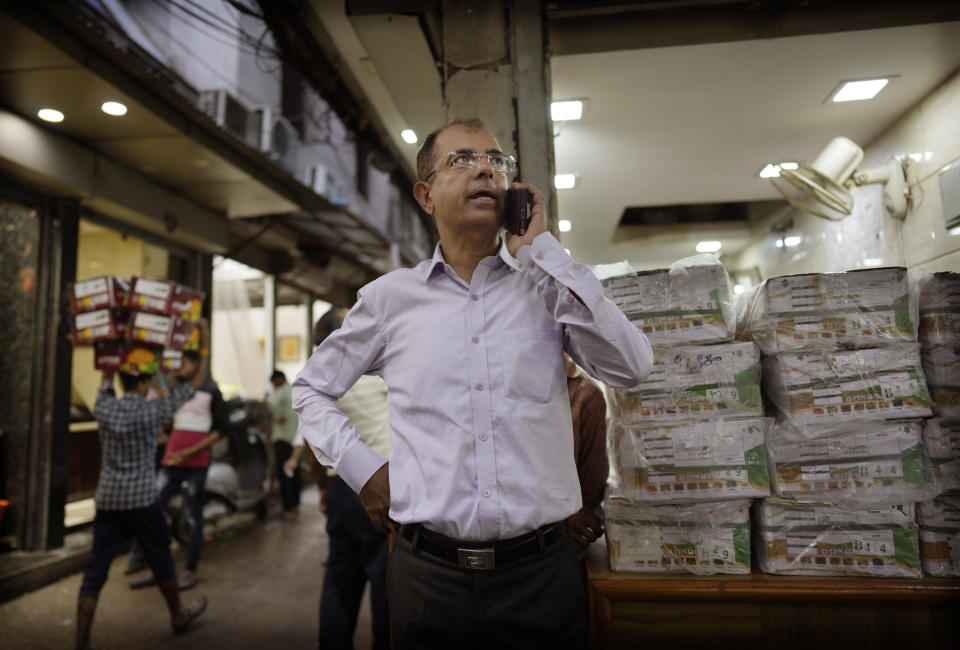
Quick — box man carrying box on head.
[75,322,211,650]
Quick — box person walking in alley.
[75,322,210,650]
[269,370,301,515]
[285,306,392,650]
[127,349,228,591]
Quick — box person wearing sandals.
[74,322,211,650]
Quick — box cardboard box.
[125,276,176,315]
[126,311,174,347]
[161,348,184,372]
[94,342,161,374]
[922,344,960,417]
[754,498,921,577]
[69,276,128,314]
[917,496,960,577]
[168,318,199,350]
[919,272,960,345]
[613,418,771,503]
[763,343,933,427]
[768,420,932,502]
[743,268,915,353]
[601,263,735,347]
[923,418,960,494]
[605,498,751,574]
[72,309,128,344]
[614,342,762,423]
[170,284,205,321]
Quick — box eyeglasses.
[425,150,518,181]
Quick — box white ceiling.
[551,21,960,267]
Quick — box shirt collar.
[421,238,515,282]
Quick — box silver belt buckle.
[458,547,495,570]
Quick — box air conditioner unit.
[254,106,300,175]
[303,164,335,200]
[198,89,255,145]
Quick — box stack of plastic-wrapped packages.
[739,267,935,577]
[597,257,768,575]
[916,272,960,576]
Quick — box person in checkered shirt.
[75,322,210,650]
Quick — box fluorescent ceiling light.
[101,101,127,116]
[780,162,798,170]
[949,226,960,236]
[558,219,572,232]
[551,100,583,121]
[784,235,802,247]
[401,129,417,144]
[696,240,722,253]
[831,78,890,103]
[555,174,576,189]
[863,257,884,266]
[37,108,64,123]
[775,238,784,248]
[758,162,797,179]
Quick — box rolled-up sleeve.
[514,232,653,387]
[292,288,388,493]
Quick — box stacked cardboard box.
[916,496,960,577]
[600,258,766,575]
[70,275,205,372]
[923,418,960,494]
[754,498,921,577]
[605,498,752,574]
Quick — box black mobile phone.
[505,188,531,236]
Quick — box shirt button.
[482,489,491,498]
[527,261,535,269]
[475,383,483,391]
[471,294,479,301]
[479,432,488,441]
[472,336,479,344]
[567,296,575,304]
[535,252,544,260]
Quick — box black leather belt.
[400,521,567,570]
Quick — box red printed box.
[70,276,129,314]
[168,318,200,350]
[125,277,176,315]
[170,285,205,321]
[161,349,184,372]
[72,309,128,344]
[93,341,124,370]
[126,311,174,346]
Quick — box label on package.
[75,278,108,298]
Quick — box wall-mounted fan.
[769,137,909,221]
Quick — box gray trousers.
[387,529,587,650]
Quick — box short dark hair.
[416,118,488,181]
[119,372,152,392]
[270,370,286,382]
[313,305,348,347]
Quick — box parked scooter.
[166,398,273,544]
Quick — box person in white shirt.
[292,119,653,649]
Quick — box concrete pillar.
[264,274,276,382]
[441,0,557,230]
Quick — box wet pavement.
[0,485,374,649]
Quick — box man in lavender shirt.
[292,118,652,649]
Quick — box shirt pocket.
[498,326,565,403]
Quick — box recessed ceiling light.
[555,174,576,189]
[780,162,798,170]
[733,284,745,295]
[551,100,583,121]
[558,219,572,232]
[784,235,802,247]
[831,78,890,103]
[37,108,64,123]
[101,101,127,116]
[401,129,417,144]
[696,240,722,253]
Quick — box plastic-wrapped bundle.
[924,418,960,494]
[754,498,921,577]
[612,418,771,504]
[918,272,960,345]
[596,256,735,347]
[763,343,933,427]
[767,419,934,503]
[740,268,916,354]
[613,342,762,423]
[917,496,960,576]
[605,497,751,574]
[922,344,960,417]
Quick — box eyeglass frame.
[423,149,519,181]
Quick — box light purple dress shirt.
[292,232,652,541]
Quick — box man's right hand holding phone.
[505,181,547,258]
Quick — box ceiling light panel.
[101,101,128,116]
[555,174,577,189]
[551,100,583,121]
[401,129,417,144]
[831,78,890,102]
[37,108,64,123]
[558,219,572,232]
[696,240,722,253]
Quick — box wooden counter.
[586,543,960,650]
